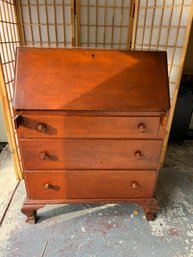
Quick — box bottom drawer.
[25,170,157,200]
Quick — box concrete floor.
[0,145,18,223]
[0,142,193,257]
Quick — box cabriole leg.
[143,198,160,221]
[21,202,45,224]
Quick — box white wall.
[0,102,7,142]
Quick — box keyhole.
[92,53,95,58]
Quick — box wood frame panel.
[76,0,134,49]
[18,0,74,48]
[132,0,193,166]
[160,1,193,166]
[0,0,23,179]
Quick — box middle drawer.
[20,139,162,170]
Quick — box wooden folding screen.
[17,0,73,47]
[0,0,22,179]
[131,0,193,164]
[133,1,192,100]
[77,0,133,48]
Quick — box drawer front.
[25,170,157,200]
[18,115,161,139]
[20,139,162,170]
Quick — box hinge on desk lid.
[160,113,167,127]
[14,115,23,129]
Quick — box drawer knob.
[138,123,146,133]
[135,151,143,160]
[38,123,46,133]
[131,182,140,189]
[43,183,52,190]
[40,152,49,160]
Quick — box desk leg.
[142,197,160,221]
[21,201,45,224]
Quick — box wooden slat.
[118,0,124,49]
[27,0,34,46]
[148,0,156,50]
[103,0,107,47]
[0,64,23,180]
[71,0,75,46]
[140,0,148,51]
[131,0,139,49]
[76,0,80,46]
[127,0,135,49]
[62,0,66,47]
[53,0,58,47]
[111,0,115,48]
[87,0,89,47]
[36,0,42,47]
[15,0,25,46]
[156,0,165,50]
[168,1,184,78]
[45,0,50,46]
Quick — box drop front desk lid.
[14,48,170,112]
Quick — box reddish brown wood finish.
[21,202,45,224]
[21,197,160,222]
[13,48,170,223]
[20,139,162,170]
[139,197,160,221]
[14,48,170,112]
[18,115,161,139]
[24,170,157,200]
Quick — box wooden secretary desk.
[13,48,170,223]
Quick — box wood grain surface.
[20,139,162,170]
[24,170,157,200]
[14,48,170,111]
[14,48,170,222]
[18,115,161,139]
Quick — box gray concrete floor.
[0,142,193,257]
[0,145,18,223]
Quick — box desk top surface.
[14,48,170,112]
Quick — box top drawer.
[17,115,161,139]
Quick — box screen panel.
[133,0,192,100]
[20,0,73,47]
[0,0,23,179]
[78,0,132,49]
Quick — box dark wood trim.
[21,197,160,223]
[21,202,45,224]
[15,110,164,117]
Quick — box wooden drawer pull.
[43,183,52,190]
[131,182,140,189]
[138,123,146,133]
[40,152,49,160]
[38,123,46,133]
[135,151,143,160]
